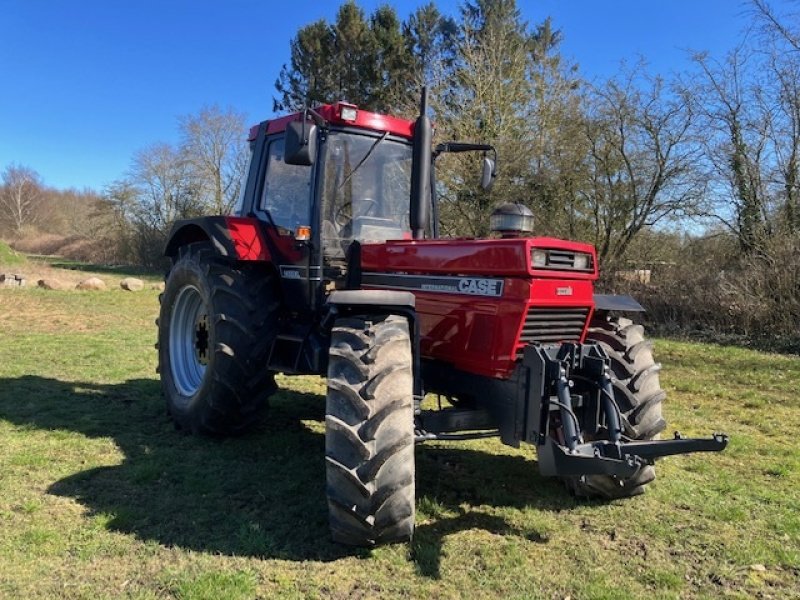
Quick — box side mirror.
[481,157,496,190]
[285,120,317,166]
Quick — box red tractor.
[157,91,727,546]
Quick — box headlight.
[573,253,592,270]
[532,249,547,267]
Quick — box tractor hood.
[359,238,598,280]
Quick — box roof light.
[339,104,358,122]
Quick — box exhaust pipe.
[410,87,432,239]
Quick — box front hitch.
[538,432,729,477]
[522,343,729,479]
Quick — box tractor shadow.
[0,375,574,572]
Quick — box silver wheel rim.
[169,284,209,396]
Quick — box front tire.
[570,314,667,498]
[325,314,415,546]
[158,243,279,435]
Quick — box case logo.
[457,278,504,297]
[556,286,573,296]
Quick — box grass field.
[0,258,798,599]
[0,241,25,267]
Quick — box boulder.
[120,277,144,291]
[37,278,67,291]
[150,282,166,292]
[1,274,25,287]
[76,277,106,291]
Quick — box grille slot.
[547,250,575,268]
[517,306,589,357]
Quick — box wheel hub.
[195,314,209,365]
[169,284,208,396]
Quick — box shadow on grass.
[0,375,571,572]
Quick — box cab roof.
[248,102,415,142]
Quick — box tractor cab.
[230,102,434,314]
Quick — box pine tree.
[274,2,413,113]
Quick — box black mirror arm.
[433,141,495,158]
[304,107,328,127]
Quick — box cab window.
[261,137,311,234]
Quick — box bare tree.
[582,69,703,266]
[690,48,773,252]
[759,49,800,233]
[130,142,200,230]
[0,164,44,236]
[179,105,249,215]
[751,0,800,51]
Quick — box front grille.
[516,306,589,358]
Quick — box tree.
[130,143,200,230]
[752,0,800,52]
[274,2,413,113]
[435,0,537,237]
[0,164,43,235]
[521,18,587,240]
[582,69,703,266]
[750,0,800,234]
[401,3,458,115]
[368,5,414,113]
[179,105,248,215]
[690,48,771,253]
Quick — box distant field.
[0,258,798,599]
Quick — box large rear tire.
[325,314,415,546]
[569,314,667,498]
[158,243,279,435]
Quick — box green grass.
[0,240,25,266]
[1,258,799,598]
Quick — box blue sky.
[0,0,773,191]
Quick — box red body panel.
[360,237,598,279]
[225,217,271,261]
[361,238,598,379]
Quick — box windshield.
[320,130,412,259]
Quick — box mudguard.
[164,216,271,261]
[593,294,645,312]
[327,289,416,310]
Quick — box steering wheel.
[359,197,379,217]
[334,197,379,227]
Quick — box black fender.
[593,294,645,312]
[164,216,271,262]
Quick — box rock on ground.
[120,277,144,291]
[150,282,166,291]
[75,277,106,291]
[1,274,26,287]
[37,278,67,291]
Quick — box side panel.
[359,237,597,380]
[362,272,594,379]
[225,216,271,260]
